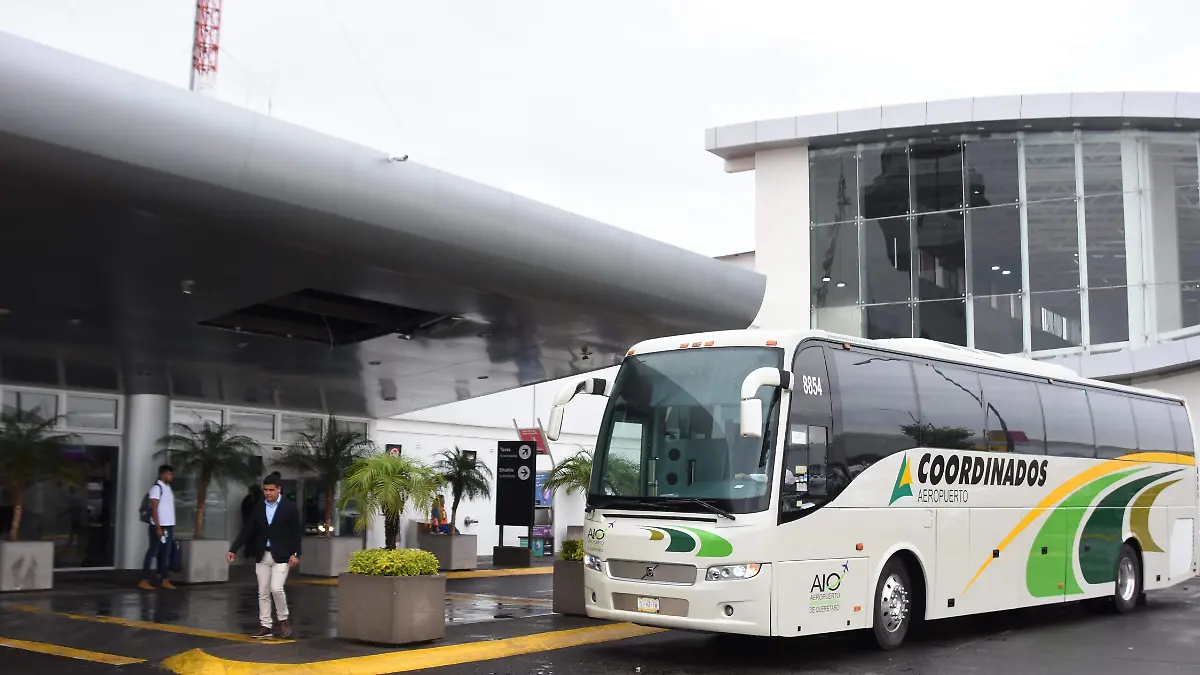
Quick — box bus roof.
[627,328,1185,405]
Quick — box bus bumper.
[583,564,773,636]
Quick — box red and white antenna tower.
[189,0,222,94]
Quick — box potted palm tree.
[424,446,492,571]
[157,420,261,584]
[273,415,374,576]
[0,412,78,591]
[337,453,446,644]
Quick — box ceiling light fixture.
[181,280,195,295]
[368,360,381,366]
[992,266,1000,271]
[822,277,831,282]
[477,375,489,380]
[1002,270,1011,275]
[836,282,846,288]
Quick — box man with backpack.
[138,464,176,590]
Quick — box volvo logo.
[642,565,657,579]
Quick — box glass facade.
[809,130,1200,355]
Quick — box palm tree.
[545,448,641,497]
[0,412,79,541]
[339,453,444,549]
[156,421,261,539]
[433,447,492,536]
[273,415,375,536]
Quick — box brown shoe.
[137,579,154,590]
[251,626,273,639]
[277,619,292,638]
[160,580,176,589]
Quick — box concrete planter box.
[179,539,230,584]
[417,533,477,571]
[336,572,447,644]
[299,536,363,577]
[0,541,54,591]
[553,559,586,616]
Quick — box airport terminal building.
[705,93,1200,424]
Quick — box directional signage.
[496,440,537,527]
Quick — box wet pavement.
[2,570,1199,674]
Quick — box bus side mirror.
[739,367,793,439]
[546,376,609,441]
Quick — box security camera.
[387,154,409,163]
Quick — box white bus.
[546,329,1198,649]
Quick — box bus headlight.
[705,563,762,581]
[583,553,602,572]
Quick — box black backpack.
[138,482,158,523]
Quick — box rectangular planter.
[179,539,230,584]
[299,536,363,577]
[337,572,447,644]
[417,533,477,571]
[0,541,54,591]
[492,545,533,567]
[552,559,586,616]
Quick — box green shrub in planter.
[559,539,583,562]
[347,548,439,576]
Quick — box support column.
[116,394,169,569]
[753,146,811,329]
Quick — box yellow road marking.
[290,566,554,586]
[0,636,146,665]
[163,622,664,675]
[5,604,293,644]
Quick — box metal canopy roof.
[0,31,764,418]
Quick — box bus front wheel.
[871,558,912,650]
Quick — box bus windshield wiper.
[660,498,736,521]
[589,496,666,510]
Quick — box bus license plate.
[636,597,660,613]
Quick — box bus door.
[781,344,833,524]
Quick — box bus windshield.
[588,346,784,515]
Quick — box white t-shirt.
[148,480,176,527]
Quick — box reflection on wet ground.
[4,582,553,638]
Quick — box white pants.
[256,552,290,627]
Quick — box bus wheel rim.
[879,573,909,633]
[1118,557,1137,602]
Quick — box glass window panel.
[965,138,1019,206]
[1132,398,1175,454]
[1169,404,1194,454]
[1027,199,1081,292]
[1038,383,1095,458]
[968,205,1022,296]
[813,306,862,336]
[66,395,118,430]
[1024,140,1077,203]
[1083,194,1127,288]
[862,216,912,304]
[1176,183,1200,282]
[911,140,964,214]
[973,294,1024,353]
[1081,139,1123,196]
[281,415,321,444]
[1,390,58,422]
[980,375,1045,454]
[1088,286,1129,344]
[915,211,966,300]
[860,143,910,219]
[172,405,221,430]
[230,411,274,442]
[1031,291,1083,351]
[341,421,369,437]
[864,304,912,339]
[810,148,858,224]
[913,363,984,449]
[828,349,919,483]
[914,299,966,346]
[811,223,859,308]
[1160,282,1200,334]
[1087,390,1137,460]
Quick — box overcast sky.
[4,0,1200,256]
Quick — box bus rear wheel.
[1113,542,1141,614]
[872,558,912,650]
